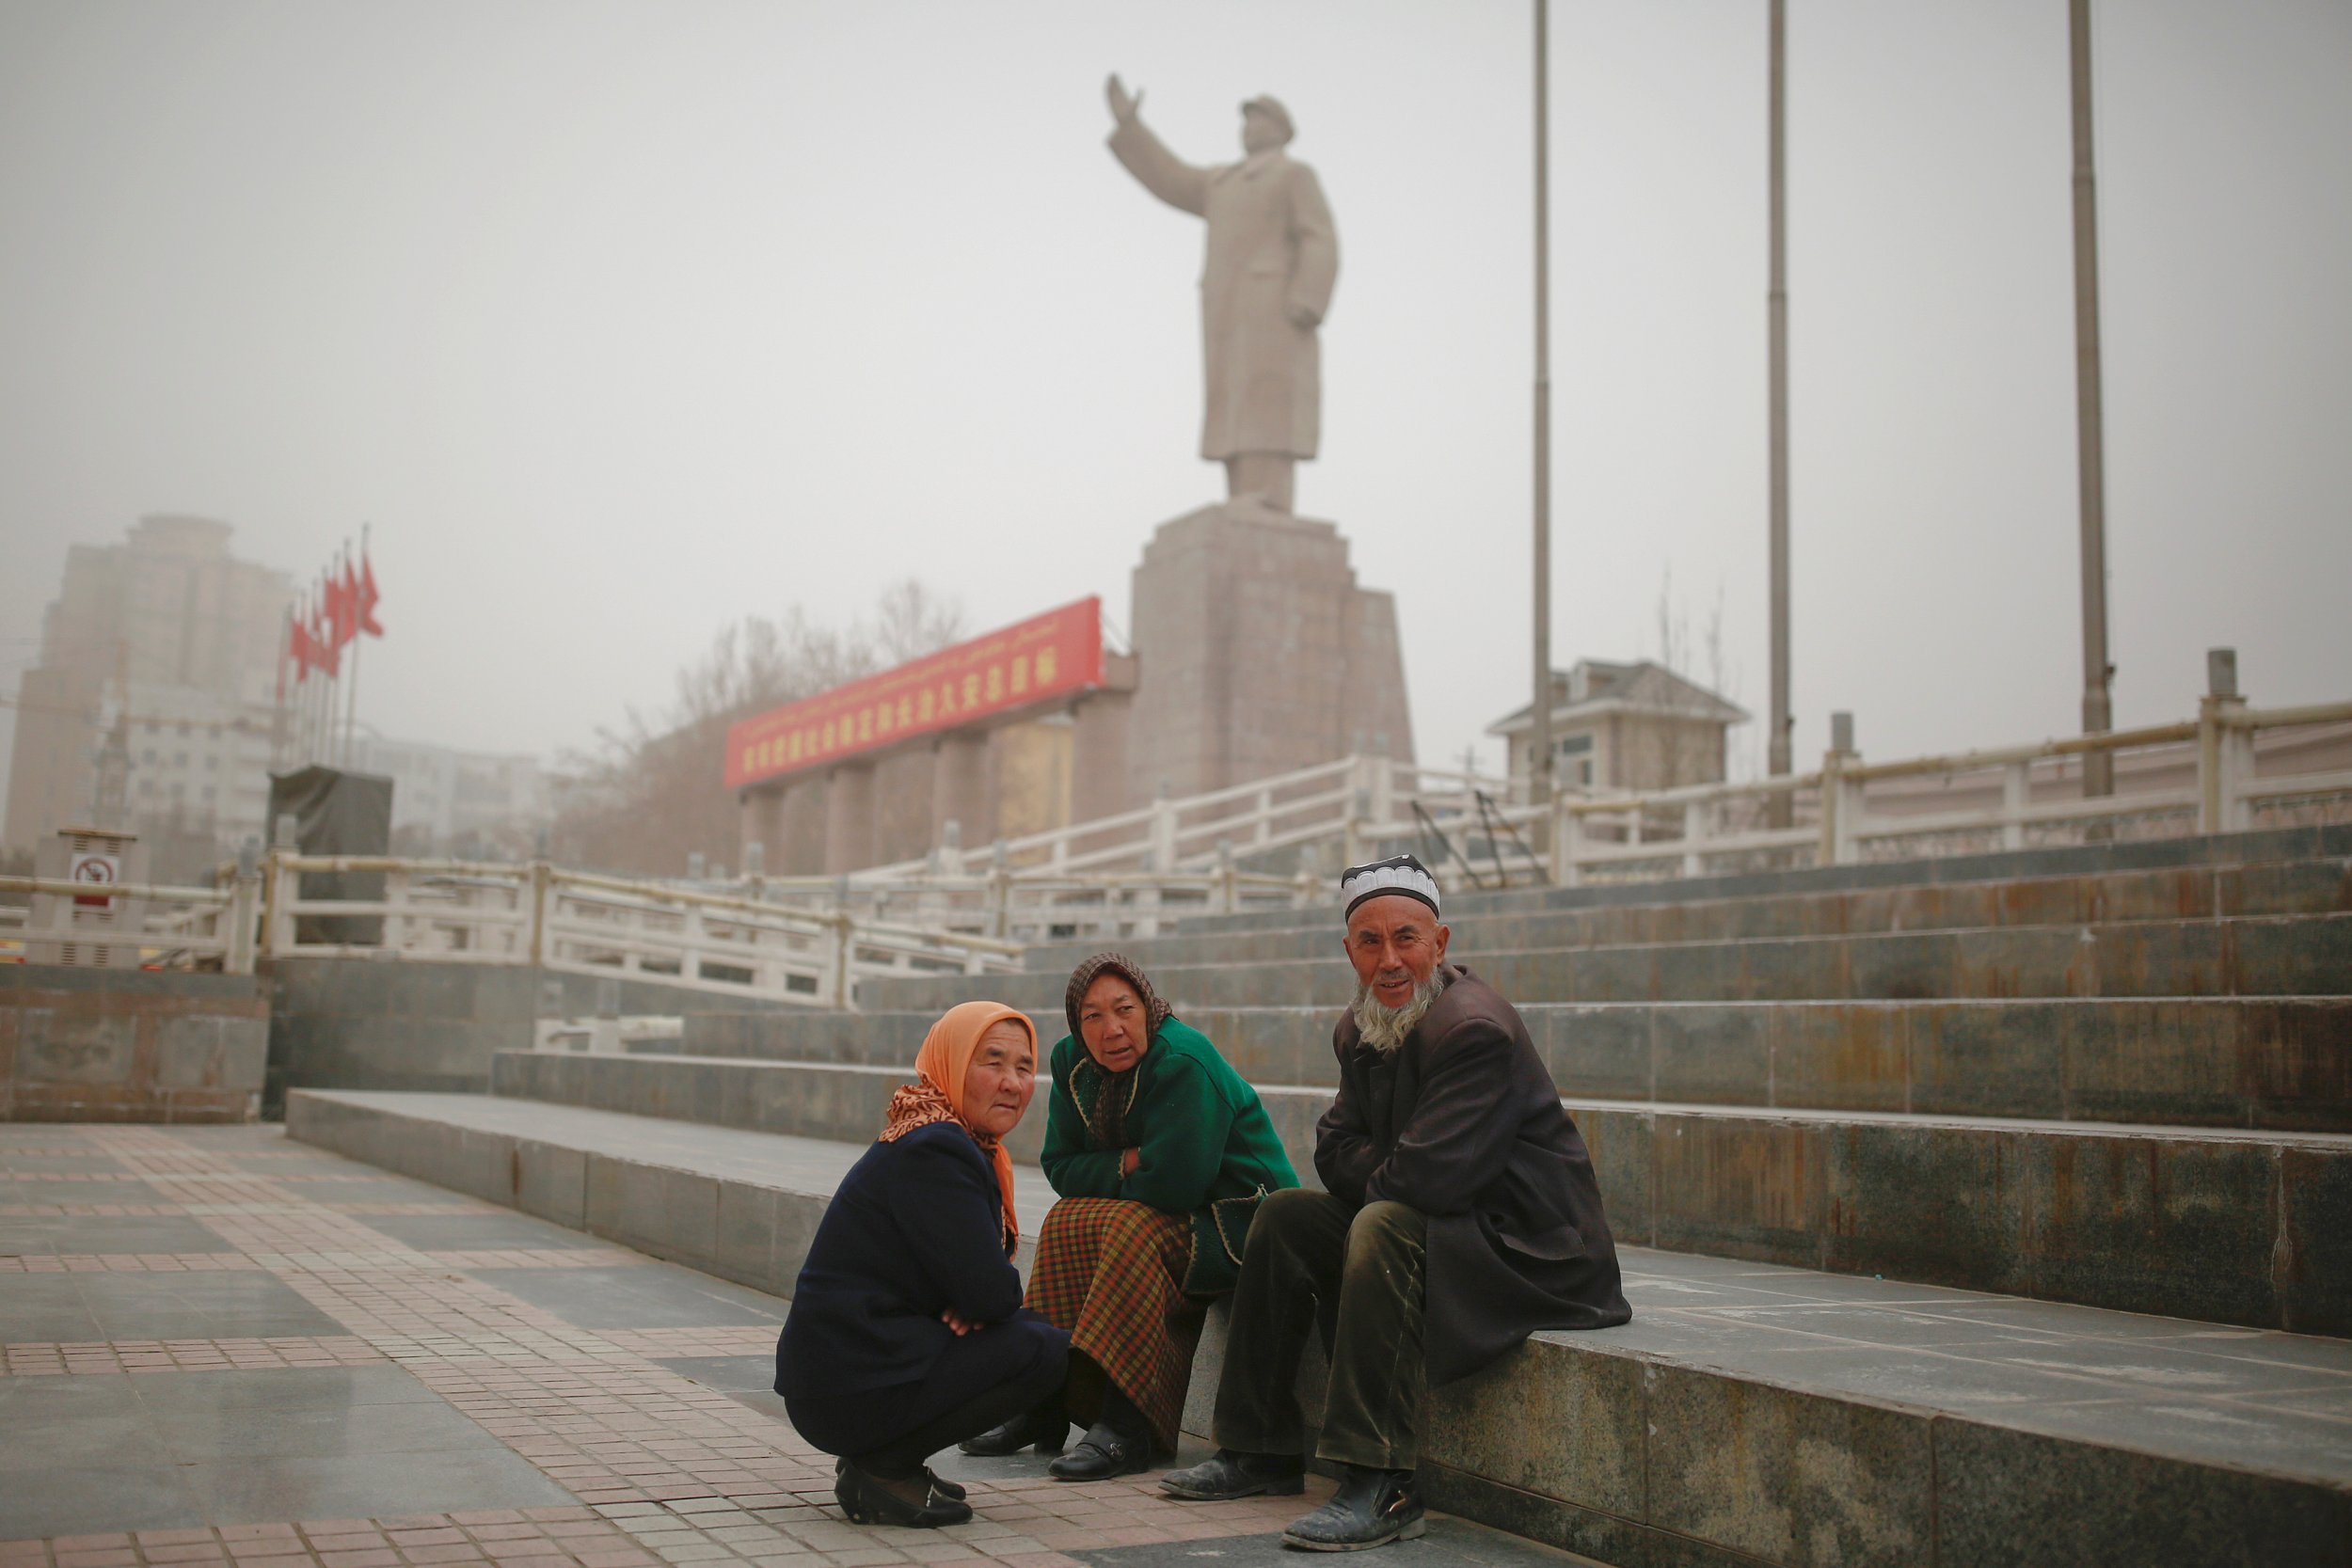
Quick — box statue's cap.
[1239,95,1295,137]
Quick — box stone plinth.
[930,731,992,853]
[1127,500,1412,804]
[820,761,877,874]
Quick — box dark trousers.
[1210,1188,1427,1470]
[786,1310,1068,1478]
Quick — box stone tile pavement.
[2,1125,1581,1568]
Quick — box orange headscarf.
[878,1000,1035,1253]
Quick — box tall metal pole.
[1531,0,1555,815]
[342,530,366,769]
[271,604,291,772]
[300,588,316,767]
[2069,0,2115,795]
[1766,0,1793,820]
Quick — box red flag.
[357,550,384,637]
[289,594,312,680]
[326,557,353,648]
[310,590,341,677]
[338,557,365,646]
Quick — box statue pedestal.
[1125,499,1414,807]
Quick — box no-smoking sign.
[69,850,120,909]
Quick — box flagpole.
[295,590,311,767]
[328,559,342,768]
[273,603,290,773]
[313,578,329,768]
[1530,0,1554,816]
[343,531,365,769]
[307,583,319,768]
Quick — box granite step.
[1023,853,2352,973]
[285,1089,2352,1568]
[677,996,2352,1133]
[859,911,2352,1012]
[1193,821,2352,934]
[486,1049,2352,1335]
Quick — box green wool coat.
[1041,1018,1299,1296]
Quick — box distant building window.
[142,748,156,764]
[174,752,188,768]
[1552,735,1593,757]
[205,755,217,769]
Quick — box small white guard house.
[1488,660,1750,795]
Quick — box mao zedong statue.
[1104,73,1338,514]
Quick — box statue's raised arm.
[1100,75,1339,513]
[1104,72,1209,217]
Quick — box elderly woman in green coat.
[960,952,1297,1481]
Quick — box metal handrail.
[0,874,231,906]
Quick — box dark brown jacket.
[1314,964,1631,1385]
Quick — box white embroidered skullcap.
[1340,854,1441,922]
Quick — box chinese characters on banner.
[723,596,1104,790]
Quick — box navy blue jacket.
[774,1122,1025,1398]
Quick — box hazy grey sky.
[3,0,2346,794]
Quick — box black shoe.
[834,1459,974,1528]
[1279,1465,1424,1551]
[960,1407,1070,1457]
[834,1456,967,1504]
[1047,1420,1152,1481]
[1159,1448,1307,1500]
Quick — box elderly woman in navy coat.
[775,1001,1068,1528]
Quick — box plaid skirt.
[1024,1196,1206,1455]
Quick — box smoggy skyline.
[3,0,2346,796]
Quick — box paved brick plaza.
[0,1123,1454,1568]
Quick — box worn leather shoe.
[834,1460,974,1528]
[1159,1448,1307,1500]
[960,1408,1070,1457]
[1279,1465,1424,1551]
[834,1458,964,1501]
[1047,1421,1151,1481]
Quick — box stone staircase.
[289,823,2352,1566]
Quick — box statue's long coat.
[1108,119,1339,461]
[1315,965,1631,1386]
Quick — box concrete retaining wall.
[1,965,266,1122]
[263,958,806,1111]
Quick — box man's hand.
[1120,1148,1143,1178]
[1105,73,1143,125]
[941,1307,977,1337]
[1285,302,1322,330]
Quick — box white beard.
[1351,972,1446,1054]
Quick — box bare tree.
[870,578,967,668]
[549,583,967,878]
[1641,569,1739,793]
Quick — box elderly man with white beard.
[1160,855,1630,1551]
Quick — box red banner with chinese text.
[724,596,1104,789]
